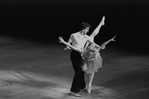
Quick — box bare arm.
[64,34,73,50]
[90,16,105,40]
[58,36,82,52]
[101,36,116,49]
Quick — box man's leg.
[80,70,86,90]
[70,50,82,93]
[70,70,81,93]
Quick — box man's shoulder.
[71,32,79,37]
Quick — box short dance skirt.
[82,52,102,74]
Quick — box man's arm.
[58,36,82,52]
[64,34,73,50]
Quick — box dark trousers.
[70,50,86,93]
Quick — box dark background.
[0,1,149,98]
[0,0,149,51]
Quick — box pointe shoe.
[101,16,105,25]
[87,85,92,93]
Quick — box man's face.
[83,27,89,35]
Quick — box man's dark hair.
[80,22,91,29]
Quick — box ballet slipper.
[87,85,92,93]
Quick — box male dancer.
[65,22,91,97]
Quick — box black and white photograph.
[0,0,149,99]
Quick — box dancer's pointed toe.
[87,85,92,93]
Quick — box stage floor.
[0,37,149,99]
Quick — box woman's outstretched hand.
[111,35,116,42]
[58,36,71,50]
[58,36,66,44]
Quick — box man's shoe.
[68,92,81,97]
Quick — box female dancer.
[81,36,116,93]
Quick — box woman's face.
[89,43,95,49]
